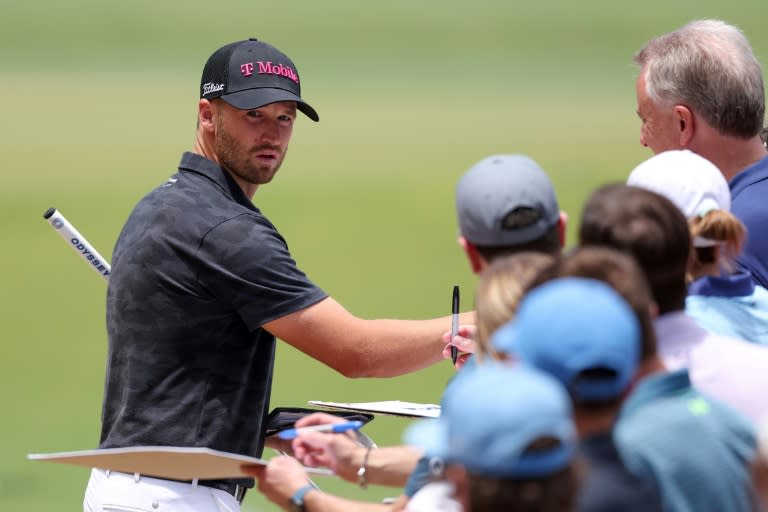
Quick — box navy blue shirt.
[730,155,768,288]
[578,432,663,512]
[100,152,327,459]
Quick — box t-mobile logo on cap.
[239,61,299,84]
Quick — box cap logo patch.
[256,61,299,84]
[501,207,542,231]
[240,63,255,76]
[202,82,225,96]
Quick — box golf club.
[43,207,111,281]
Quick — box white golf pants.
[83,468,241,512]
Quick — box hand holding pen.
[444,322,477,369]
[278,420,364,440]
[450,285,460,364]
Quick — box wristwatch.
[289,484,315,512]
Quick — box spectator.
[405,363,580,512]
[528,247,758,512]
[492,276,663,511]
[627,149,768,344]
[473,251,556,362]
[579,183,768,422]
[633,19,768,286]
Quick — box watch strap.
[290,483,316,511]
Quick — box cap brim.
[220,88,319,122]
[490,322,521,355]
[403,418,449,460]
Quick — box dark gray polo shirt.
[100,152,327,461]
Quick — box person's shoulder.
[203,210,284,247]
[617,381,753,457]
[753,284,768,298]
[699,330,768,355]
[405,481,462,512]
[730,156,768,201]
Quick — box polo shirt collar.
[729,154,768,198]
[688,272,755,298]
[620,370,691,419]
[178,152,258,213]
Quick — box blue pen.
[277,420,364,440]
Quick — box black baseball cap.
[200,38,319,122]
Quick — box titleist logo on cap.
[240,61,299,84]
[202,82,225,95]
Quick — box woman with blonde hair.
[473,251,556,361]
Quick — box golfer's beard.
[215,129,286,186]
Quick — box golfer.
[83,38,469,512]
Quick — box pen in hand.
[277,420,364,440]
[450,285,460,365]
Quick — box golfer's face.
[215,101,296,185]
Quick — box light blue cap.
[404,363,576,478]
[492,277,641,402]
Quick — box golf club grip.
[43,207,111,281]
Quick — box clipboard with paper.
[308,400,441,418]
[27,446,333,480]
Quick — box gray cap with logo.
[456,154,560,247]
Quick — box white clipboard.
[308,400,441,418]
[27,446,332,480]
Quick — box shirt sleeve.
[196,213,328,330]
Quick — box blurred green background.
[1,1,765,509]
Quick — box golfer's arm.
[264,297,474,378]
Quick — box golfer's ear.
[198,99,215,130]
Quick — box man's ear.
[674,104,695,147]
[459,236,485,274]
[198,99,216,131]
[557,211,568,248]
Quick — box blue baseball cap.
[492,278,641,402]
[404,363,576,478]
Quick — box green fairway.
[1,1,765,510]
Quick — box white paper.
[309,400,441,418]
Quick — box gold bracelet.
[356,445,373,489]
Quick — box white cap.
[627,150,730,247]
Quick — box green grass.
[1,0,766,509]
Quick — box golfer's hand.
[442,324,476,369]
[245,455,312,509]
